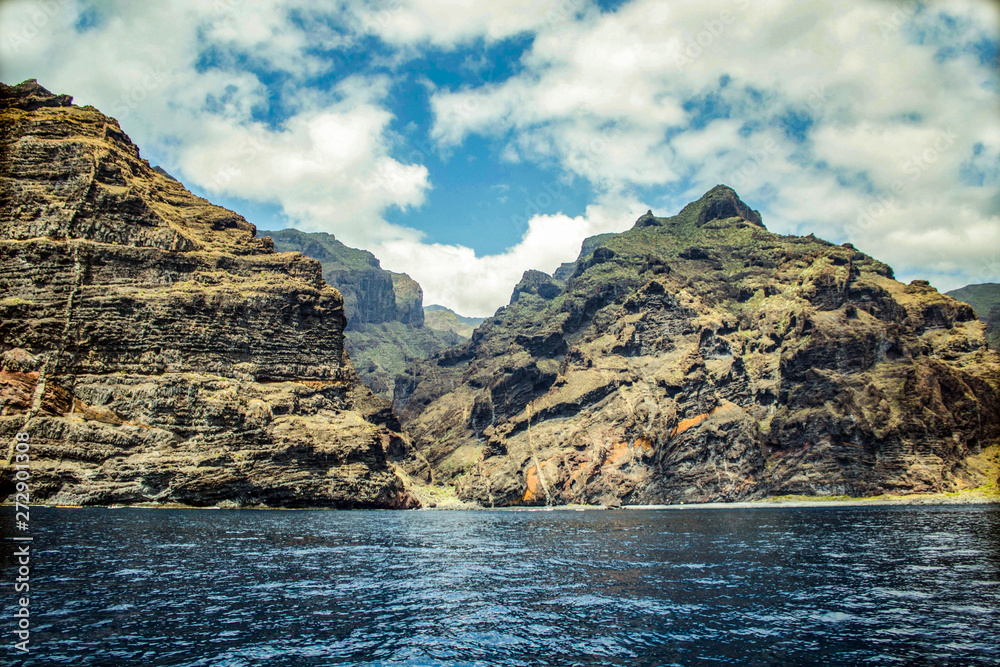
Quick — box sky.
[1,0,999,317]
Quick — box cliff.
[395,186,1000,505]
[261,229,461,397]
[0,80,418,508]
[263,229,423,326]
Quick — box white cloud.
[349,0,593,48]
[2,0,998,312]
[427,0,1000,293]
[375,194,647,316]
[175,76,431,246]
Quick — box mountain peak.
[0,79,73,110]
[682,184,765,229]
[633,209,659,228]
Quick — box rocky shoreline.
[7,485,998,512]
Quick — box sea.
[2,504,999,666]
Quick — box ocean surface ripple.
[3,505,999,666]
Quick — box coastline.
[5,485,997,512]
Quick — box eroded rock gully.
[396,186,1000,505]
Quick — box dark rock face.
[0,80,418,508]
[398,187,1000,505]
[390,272,424,326]
[694,185,765,227]
[260,229,460,398]
[263,229,408,326]
[0,79,72,111]
[511,270,562,302]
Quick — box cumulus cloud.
[176,75,431,246]
[349,0,593,48]
[1,0,998,314]
[374,193,647,316]
[428,0,1000,292]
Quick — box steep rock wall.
[397,186,1000,505]
[262,228,460,398]
[0,80,418,508]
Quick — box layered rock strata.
[262,229,461,397]
[0,80,417,507]
[396,186,1000,505]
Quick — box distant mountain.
[424,305,486,340]
[263,228,421,326]
[946,283,1000,351]
[260,229,461,397]
[395,185,1000,506]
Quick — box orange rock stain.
[669,402,738,438]
[522,465,540,502]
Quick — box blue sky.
[2,0,999,316]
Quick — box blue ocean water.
[2,504,999,666]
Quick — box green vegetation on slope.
[395,185,1000,506]
[347,321,463,397]
[946,283,1000,351]
[424,305,486,339]
[259,228,460,397]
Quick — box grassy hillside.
[424,305,486,339]
[946,283,1000,351]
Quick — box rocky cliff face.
[262,228,460,398]
[263,229,423,327]
[396,185,1000,505]
[0,80,418,508]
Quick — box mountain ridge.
[424,305,486,340]
[946,283,1000,352]
[395,186,1000,505]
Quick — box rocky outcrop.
[0,79,419,508]
[396,185,1000,505]
[390,272,424,326]
[261,228,460,398]
[263,229,418,327]
[947,283,1000,352]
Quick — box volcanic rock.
[396,186,1000,505]
[947,283,1000,352]
[0,80,419,507]
[261,228,462,397]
